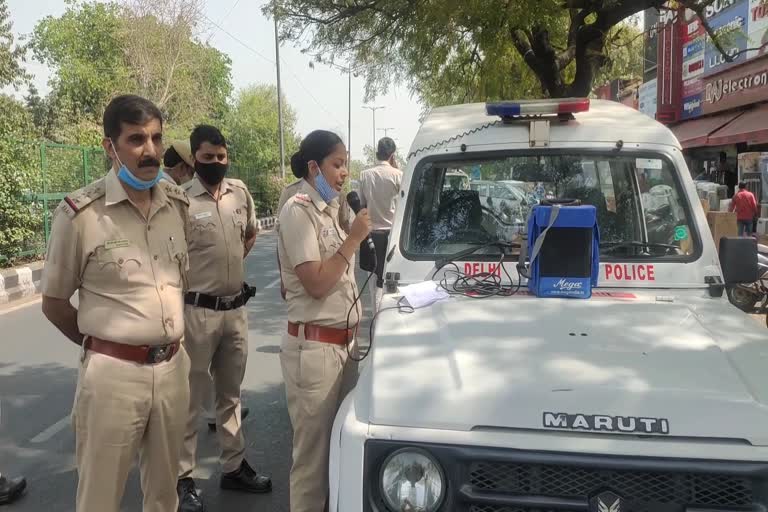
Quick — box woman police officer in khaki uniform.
[277,130,371,512]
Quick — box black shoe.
[0,474,26,505]
[177,478,205,512]
[220,460,272,494]
[208,407,250,432]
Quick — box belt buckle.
[147,345,171,364]
[218,296,234,310]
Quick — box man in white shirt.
[359,138,402,308]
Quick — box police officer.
[278,130,371,512]
[162,140,195,185]
[276,164,352,300]
[177,125,271,512]
[41,94,191,512]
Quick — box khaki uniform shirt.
[278,181,360,328]
[359,161,402,230]
[183,177,258,296]
[276,178,352,234]
[42,169,190,346]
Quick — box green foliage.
[28,0,233,142]
[0,0,28,89]
[225,84,300,173]
[0,96,38,263]
[268,0,706,103]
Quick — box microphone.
[346,191,376,253]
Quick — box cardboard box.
[720,199,732,212]
[706,211,738,251]
[757,218,768,236]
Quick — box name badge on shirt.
[104,239,130,250]
[194,211,213,220]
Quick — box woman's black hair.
[290,130,344,179]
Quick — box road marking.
[30,416,71,444]
[265,277,281,289]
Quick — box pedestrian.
[718,152,738,198]
[176,125,271,512]
[162,140,195,185]
[730,181,759,237]
[0,473,26,505]
[278,130,371,512]
[358,137,402,309]
[41,94,191,512]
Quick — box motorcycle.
[726,243,768,326]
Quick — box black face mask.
[195,161,228,186]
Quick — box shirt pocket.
[95,245,143,282]
[190,219,218,246]
[318,225,343,260]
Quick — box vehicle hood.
[362,295,768,445]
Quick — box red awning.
[707,103,768,147]
[669,111,744,149]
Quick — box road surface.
[0,230,375,511]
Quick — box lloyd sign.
[703,57,768,114]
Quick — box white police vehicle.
[330,99,768,512]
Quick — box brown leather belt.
[287,322,354,346]
[85,337,180,364]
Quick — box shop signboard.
[748,0,768,59]
[644,8,660,81]
[639,79,658,118]
[704,0,749,75]
[703,55,768,114]
[681,92,705,119]
[657,3,683,123]
[683,76,705,96]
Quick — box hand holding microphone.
[346,191,374,249]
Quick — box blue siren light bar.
[486,98,590,118]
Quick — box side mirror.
[719,237,758,284]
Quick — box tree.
[0,95,38,264]
[0,0,28,89]
[225,84,300,173]
[267,0,733,101]
[29,0,233,142]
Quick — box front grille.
[470,461,753,509]
[363,441,768,512]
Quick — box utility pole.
[362,105,385,163]
[274,14,286,180]
[347,69,352,167]
[377,127,396,138]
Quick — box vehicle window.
[404,153,698,260]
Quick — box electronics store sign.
[703,58,768,114]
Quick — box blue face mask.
[314,171,339,203]
[111,139,162,191]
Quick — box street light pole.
[377,127,396,137]
[348,68,352,167]
[362,105,385,163]
[274,14,286,180]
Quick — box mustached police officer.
[176,125,271,512]
[41,94,191,512]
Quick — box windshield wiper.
[600,241,679,254]
[435,241,519,270]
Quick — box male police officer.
[163,140,195,185]
[177,125,271,512]
[41,94,191,512]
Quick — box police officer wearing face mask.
[177,125,271,512]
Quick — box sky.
[6,0,424,161]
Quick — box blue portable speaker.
[526,204,600,298]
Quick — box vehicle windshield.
[403,153,699,260]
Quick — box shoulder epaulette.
[60,179,106,219]
[226,178,249,192]
[181,180,194,192]
[293,193,312,207]
[159,180,190,205]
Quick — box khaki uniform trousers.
[179,305,248,477]
[280,331,358,512]
[72,345,191,512]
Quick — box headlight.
[380,448,446,512]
